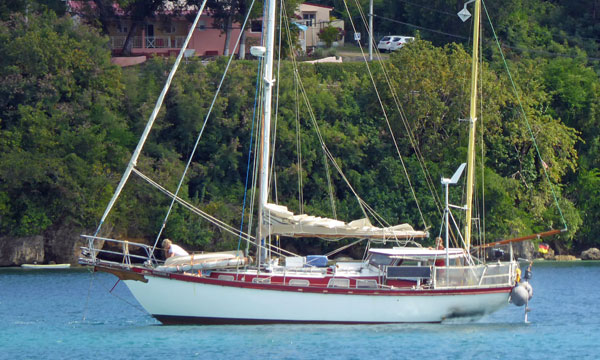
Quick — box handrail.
[80,235,160,266]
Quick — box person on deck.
[434,237,445,267]
[162,239,189,258]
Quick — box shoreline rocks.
[554,255,578,261]
[581,248,600,260]
[0,236,45,266]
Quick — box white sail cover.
[263,203,427,239]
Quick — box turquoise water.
[1,262,599,359]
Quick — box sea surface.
[1,261,599,359]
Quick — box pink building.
[67,2,261,59]
[105,14,262,58]
[68,2,343,63]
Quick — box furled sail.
[263,203,428,239]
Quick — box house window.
[117,22,128,34]
[303,13,316,27]
[196,20,206,30]
[251,20,262,33]
[164,23,176,34]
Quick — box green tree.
[0,11,126,235]
[318,25,341,48]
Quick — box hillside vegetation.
[1,1,599,256]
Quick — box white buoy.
[510,282,532,307]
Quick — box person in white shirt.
[162,238,189,258]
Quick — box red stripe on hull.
[153,315,441,325]
[126,266,513,296]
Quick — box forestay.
[263,203,428,239]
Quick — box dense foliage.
[1,1,599,256]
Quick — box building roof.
[301,3,334,10]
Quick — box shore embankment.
[0,228,89,267]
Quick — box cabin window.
[327,278,350,288]
[356,279,378,289]
[252,277,271,284]
[289,279,310,287]
[368,253,395,267]
[397,260,419,266]
[218,275,234,281]
[196,20,206,30]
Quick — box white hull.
[125,274,510,324]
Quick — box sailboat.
[80,0,556,324]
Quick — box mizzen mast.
[463,0,481,251]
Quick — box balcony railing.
[110,35,187,50]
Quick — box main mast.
[256,0,277,267]
[464,0,481,251]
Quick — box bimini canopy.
[263,203,428,239]
[369,247,466,259]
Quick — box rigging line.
[354,0,441,220]
[94,274,148,315]
[295,68,304,213]
[81,267,96,322]
[283,23,369,223]
[268,0,284,207]
[264,0,287,264]
[274,0,284,208]
[246,0,269,257]
[247,85,263,254]
[355,2,443,216]
[479,30,487,247]
[325,238,366,257]
[132,168,255,243]
[279,2,304,213]
[242,0,270,256]
[238,57,262,253]
[373,14,469,40]
[343,0,427,228]
[482,0,568,230]
[284,5,420,231]
[282,8,337,219]
[394,0,456,16]
[375,14,600,62]
[282,5,340,219]
[150,0,259,257]
[92,0,209,240]
[322,141,338,219]
[293,71,370,221]
[289,51,391,228]
[495,42,600,61]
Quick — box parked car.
[389,36,414,51]
[377,35,401,52]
